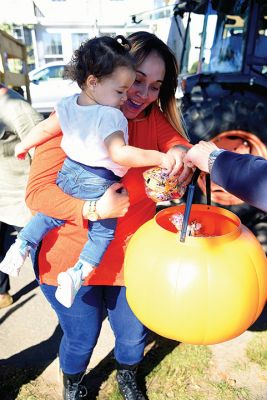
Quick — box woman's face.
[122,51,166,120]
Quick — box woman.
[26,32,192,400]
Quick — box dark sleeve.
[211,151,267,212]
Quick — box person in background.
[25,32,192,400]
[183,140,267,212]
[0,85,43,309]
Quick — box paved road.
[0,259,115,388]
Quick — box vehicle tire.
[181,90,267,251]
[182,91,267,145]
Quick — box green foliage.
[210,381,250,400]
[0,23,13,34]
[246,331,267,369]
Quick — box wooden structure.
[0,29,31,102]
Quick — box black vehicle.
[173,0,267,250]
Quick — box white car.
[28,61,80,115]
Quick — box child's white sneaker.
[55,264,84,308]
[0,238,31,277]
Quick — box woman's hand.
[83,182,130,220]
[167,145,193,185]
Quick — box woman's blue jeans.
[40,284,148,375]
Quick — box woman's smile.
[122,51,165,119]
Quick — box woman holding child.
[26,31,192,399]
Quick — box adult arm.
[183,141,267,212]
[212,151,267,212]
[26,134,130,226]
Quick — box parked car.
[28,61,80,115]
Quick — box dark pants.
[0,222,21,294]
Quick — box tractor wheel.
[182,91,267,146]
[181,91,267,251]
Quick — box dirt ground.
[208,330,267,400]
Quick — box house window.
[99,32,116,38]
[43,32,63,59]
[72,33,89,51]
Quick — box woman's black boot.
[116,364,146,400]
[63,371,88,400]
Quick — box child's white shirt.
[55,93,129,177]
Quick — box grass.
[209,382,250,400]
[232,360,249,372]
[246,331,267,369]
[88,333,253,400]
[142,340,211,400]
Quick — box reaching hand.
[167,145,194,185]
[158,153,176,175]
[183,141,219,173]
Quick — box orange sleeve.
[154,107,191,152]
[26,133,85,226]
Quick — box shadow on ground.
[12,279,39,303]
[0,279,39,325]
[0,324,62,400]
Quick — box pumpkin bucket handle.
[180,169,211,242]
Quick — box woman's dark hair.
[65,35,135,89]
[127,31,188,139]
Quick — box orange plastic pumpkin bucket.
[125,174,267,345]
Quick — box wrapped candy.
[169,213,202,237]
[143,167,186,202]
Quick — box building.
[0,0,177,69]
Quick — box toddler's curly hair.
[65,35,135,89]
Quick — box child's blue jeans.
[19,157,120,267]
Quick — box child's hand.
[15,143,28,160]
[167,145,194,184]
[159,153,176,175]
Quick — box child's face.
[93,67,136,108]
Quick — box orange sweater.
[26,106,189,286]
